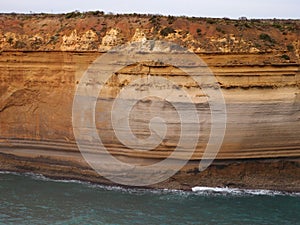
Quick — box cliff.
[0,12,299,191]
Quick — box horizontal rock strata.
[0,14,299,190]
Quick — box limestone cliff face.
[0,13,300,190]
[1,51,299,159]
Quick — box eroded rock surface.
[0,13,299,190]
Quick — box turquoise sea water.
[0,172,299,225]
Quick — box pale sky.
[0,0,299,19]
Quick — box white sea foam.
[0,171,22,176]
[1,170,299,196]
[192,186,300,196]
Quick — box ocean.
[0,172,299,225]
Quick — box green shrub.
[244,23,251,28]
[14,41,26,49]
[149,15,159,24]
[49,34,60,44]
[196,28,202,36]
[281,54,290,60]
[206,18,216,24]
[160,27,176,36]
[7,37,13,44]
[167,15,175,24]
[272,23,282,29]
[216,26,225,34]
[89,11,104,16]
[149,15,161,32]
[259,33,275,43]
[65,11,81,19]
[287,44,294,51]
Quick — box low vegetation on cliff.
[0,11,299,62]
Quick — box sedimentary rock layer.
[0,50,299,190]
[0,14,299,190]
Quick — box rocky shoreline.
[0,149,299,192]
